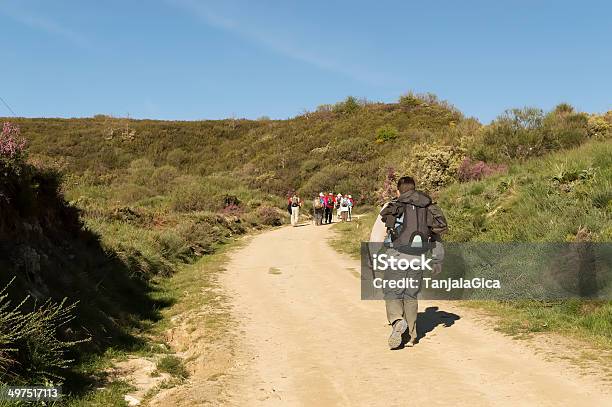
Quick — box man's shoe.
[405,339,416,348]
[388,319,408,349]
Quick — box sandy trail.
[219,222,609,406]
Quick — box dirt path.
[216,222,609,406]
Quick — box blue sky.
[1,0,610,123]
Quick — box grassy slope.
[440,140,611,242]
[1,98,463,400]
[2,100,460,281]
[1,97,610,399]
[332,139,612,346]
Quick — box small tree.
[333,96,361,115]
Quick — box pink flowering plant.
[376,167,398,204]
[457,157,507,182]
[0,122,27,175]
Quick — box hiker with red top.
[324,192,335,224]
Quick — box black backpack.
[380,191,448,254]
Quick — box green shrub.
[474,107,544,161]
[0,279,88,385]
[151,165,179,193]
[300,159,320,174]
[114,183,155,204]
[175,220,217,255]
[332,96,361,115]
[166,148,190,168]
[375,125,398,143]
[154,230,190,262]
[472,105,593,162]
[127,158,154,185]
[171,178,218,212]
[300,164,350,196]
[335,137,375,163]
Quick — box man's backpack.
[313,198,323,209]
[380,191,448,254]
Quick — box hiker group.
[312,192,354,226]
[287,192,354,227]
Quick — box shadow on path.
[396,306,461,348]
[416,306,460,341]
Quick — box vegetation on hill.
[0,123,170,391]
[1,92,610,399]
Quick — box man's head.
[397,176,416,194]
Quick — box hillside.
[1,93,610,401]
[4,94,467,281]
[0,137,168,391]
[332,138,611,345]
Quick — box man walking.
[324,192,335,224]
[313,193,325,226]
[369,176,447,349]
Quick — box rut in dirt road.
[219,222,609,406]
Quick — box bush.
[475,107,544,161]
[127,158,154,185]
[587,114,611,138]
[376,167,398,204]
[0,122,27,176]
[399,91,445,108]
[542,107,588,150]
[375,125,398,143]
[166,148,190,168]
[300,164,350,196]
[0,279,87,385]
[114,183,155,204]
[171,178,219,212]
[332,96,361,115]
[221,203,242,216]
[151,165,179,193]
[400,143,464,191]
[472,105,592,162]
[175,219,222,256]
[256,205,282,226]
[457,158,507,182]
[154,230,190,262]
